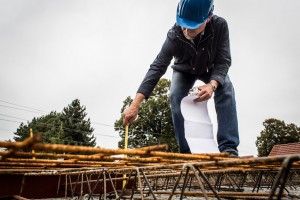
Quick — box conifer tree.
[14,99,96,147]
[14,111,63,143]
[60,99,96,146]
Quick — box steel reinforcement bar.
[0,136,300,199]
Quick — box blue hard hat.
[176,0,214,29]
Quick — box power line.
[91,121,114,127]
[0,118,22,124]
[0,118,120,138]
[0,99,116,127]
[0,100,120,140]
[0,114,28,121]
[0,105,45,114]
[0,112,120,136]
[93,132,119,138]
[0,99,47,113]
[0,128,14,132]
[0,112,114,128]
[0,112,121,131]
[0,100,117,130]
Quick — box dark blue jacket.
[137,15,231,99]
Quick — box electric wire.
[0,118,120,138]
[0,99,120,139]
[0,114,28,121]
[0,118,22,124]
[0,99,47,113]
[0,104,114,127]
[0,128,14,132]
[0,115,169,140]
[0,104,45,114]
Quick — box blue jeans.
[170,71,239,154]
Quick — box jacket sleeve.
[210,18,231,86]
[137,31,176,99]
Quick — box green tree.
[60,99,96,146]
[14,111,63,144]
[115,78,179,152]
[14,99,96,147]
[255,118,300,156]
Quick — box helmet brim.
[176,15,206,30]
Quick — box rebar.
[0,136,299,199]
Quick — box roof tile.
[269,142,300,156]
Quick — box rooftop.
[269,142,300,156]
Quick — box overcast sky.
[0,0,299,156]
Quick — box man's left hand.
[193,84,214,102]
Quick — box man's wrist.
[131,93,145,108]
[209,81,217,92]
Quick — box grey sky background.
[0,0,299,156]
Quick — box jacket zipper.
[176,36,197,53]
[177,35,212,73]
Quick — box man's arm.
[210,17,231,86]
[137,28,177,99]
[194,18,231,102]
[123,28,176,125]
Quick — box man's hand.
[123,105,139,126]
[123,93,145,126]
[193,81,218,102]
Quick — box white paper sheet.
[181,96,211,123]
[181,96,219,153]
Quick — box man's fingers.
[123,117,128,126]
[123,106,139,126]
[194,93,211,102]
[123,114,136,126]
[194,97,204,102]
[123,113,130,126]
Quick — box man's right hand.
[123,93,145,126]
[123,105,139,126]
